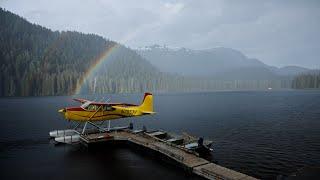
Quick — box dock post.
[129,122,133,130]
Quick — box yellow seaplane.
[50,93,155,143]
[58,92,154,122]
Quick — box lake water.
[1,90,320,179]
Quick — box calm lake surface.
[1,90,320,179]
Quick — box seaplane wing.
[73,98,90,104]
[59,93,155,122]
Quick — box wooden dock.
[80,130,258,180]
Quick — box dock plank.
[193,163,257,180]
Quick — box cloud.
[1,0,320,68]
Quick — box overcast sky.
[1,0,320,68]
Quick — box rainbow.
[73,43,120,95]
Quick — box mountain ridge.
[136,44,311,78]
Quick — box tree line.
[292,72,320,89]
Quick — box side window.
[106,105,114,111]
[100,105,114,111]
[107,106,113,111]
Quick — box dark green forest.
[0,8,111,96]
[0,8,316,96]
[0,8,170,96]
[292,72,320,89]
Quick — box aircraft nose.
[58,108,66,113]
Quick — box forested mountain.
[0,8,111,96]
[292,71,320,89]
[0,8,176,96]
[137,45,320,90]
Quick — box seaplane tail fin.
[139,92,155,114]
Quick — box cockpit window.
[87,105,98,111]
[82,103,100,111]
[81,102,113,111]
[80,101,92,109]
[102,105,114,111]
